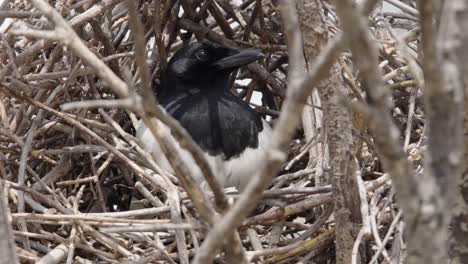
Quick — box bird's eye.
[195,49,209,61]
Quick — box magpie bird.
[137,41,271,191]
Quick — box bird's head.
[161,41,263,95]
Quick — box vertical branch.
[298,1,363,263]
[433,1,468,263]
[408,0,465,263]
[332,1,424,263]
[0,181,19,264]
[192,1,345,263]
[153,0,167,71]
[126,4,187,264]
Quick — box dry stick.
[357,171,371,222]
[369,187,391,263]
[300,1,364,263]
[384,0,419,17]
[153,0,167,69]
[243,0,261,40]
[98,223,198,233]
[56,191,132,259]
[245,233,331,262]
[68,0,125,27]
[79,222,132,257]
[261,185,332,197]
[36,244,69,264]
[98,110,184,208]
[125,0,156,110]
[154,174,189,264]
[365,173,391,192]
[264,227,336,263]
[0,181,19,264]
[369,211,402,264]
[351,228,367,264]
[32,156,71,190]
[0,38,50,82]
[286,204,334,244]
[246,228,263,253]
[125,2,188,263]
[351,173,372,264]
[10,213,181,225]
[13,231,115,260]
[134,182,164,207]
[180,205,200,250]
[8,182,70,214]
[403,88,416,151]
[0,33,21,78]
[148,235,178,264]
[284,132,320,170]
[13,181,131,258]
[16,109,35,252]
[191,5,344,264]
[384,23,423,87]
[66,185,85,264]
[86,207,171,218]
[0,0,13,26]
[272,169,316,184]
[60,98,136,111]
[16,83,63,251]
[97,109,169,180]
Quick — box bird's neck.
[159,72,232,99]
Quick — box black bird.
[137,41,271,190]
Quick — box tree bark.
[438,1,468,263]
[0,181,19,264]
[413,1,465,263]
[298,1,362,263]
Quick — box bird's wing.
[165,93,264,159]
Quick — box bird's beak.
[212,48,264,70]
